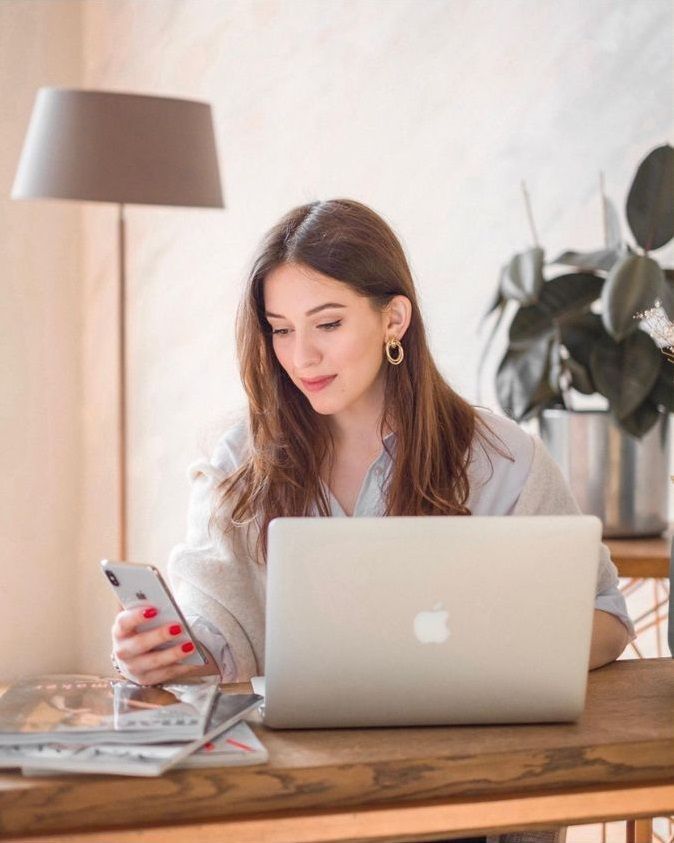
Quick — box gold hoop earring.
[385,337,404,366]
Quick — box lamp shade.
[12,87,224,208]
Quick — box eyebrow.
[264,303,347,319]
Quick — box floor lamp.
[12,87,224,560]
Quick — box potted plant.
[480,144,674,536]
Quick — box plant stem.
[520,180,540,247]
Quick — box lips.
[300,375,337,392]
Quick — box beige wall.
[3,0,672,676]
[1,1,83,680]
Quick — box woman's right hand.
[111,607,201,686]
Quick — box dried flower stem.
[521,180,540,248]
[599,171,608,248]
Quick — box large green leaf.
[508,273,603,344]
[550,248,621,272]
[649,356,674,412]
[590,331,662,418]
[500,247,545,304]
[626,144,674,251]
[509,304,553,345]
[618,400,662,439]
[539,272,604,315]
[600,253,666,341]
[496,334,552,420]
[521,339,561,419]
[560,312,607,371]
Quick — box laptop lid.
[263,515,601,729]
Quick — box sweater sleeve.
[184,613,238,682]
[512,435,636,641]
[167,455,264,681]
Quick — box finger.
[112,606,159,641]
[116,621,188,661]
[121,641,199,683]
[131,661,198,688]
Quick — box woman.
[111,198,634,843]
[111,196,634,687]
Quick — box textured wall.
[1,1,83,679]
[3,0,671,675]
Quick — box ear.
[383,295,412,340]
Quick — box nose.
[292,329,322,371]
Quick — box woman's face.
[263,263,392,425]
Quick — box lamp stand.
[118,203,128,561]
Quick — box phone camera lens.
[106,571,120,587]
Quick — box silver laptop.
[262,515,601,728]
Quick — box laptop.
[262,515,602,728]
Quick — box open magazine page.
[5,693,264,777]
[112,682,217,734]
[0,677,218,745]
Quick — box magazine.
[0,676,219,745]
[176,720,268,768]
[8,693,264,777]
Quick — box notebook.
[263,515,601,728]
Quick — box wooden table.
[0,658,673,842]
[606,533,670,579]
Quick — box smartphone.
[101,559,207,667]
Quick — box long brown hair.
[211,198,505,564]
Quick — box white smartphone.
[101,559,208,667]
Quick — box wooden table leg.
[626,817,652,843]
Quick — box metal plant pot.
[538,409,670,538]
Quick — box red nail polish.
[143,608,158,619]
[169,624,182,636]
[181,642,194,653]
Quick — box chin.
[305,391,350,413]
[306,399,340,415]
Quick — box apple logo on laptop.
[413,602,450,644]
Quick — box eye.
[318,320,342,331]
[270,328,289,336]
